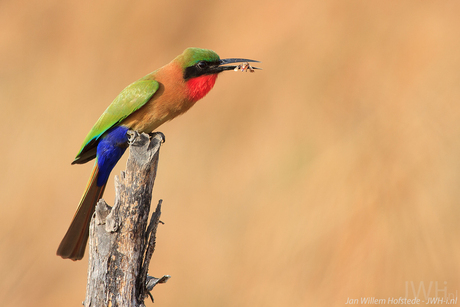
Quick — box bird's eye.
[197,61,207,69]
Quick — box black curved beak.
[218,58,262,71]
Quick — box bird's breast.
[122,71,194,132]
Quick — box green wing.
[73,79,159,164]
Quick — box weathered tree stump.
[84,132,170,307]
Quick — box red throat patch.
[187,74,218,102]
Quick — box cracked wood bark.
[84,132,166,307]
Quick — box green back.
[75,79,159,159]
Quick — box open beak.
[218,58,262,71]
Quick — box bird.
[57,47,260,260]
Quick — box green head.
[176,47,260,81]
[178,48,220,67]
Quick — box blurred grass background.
[1,0,459,306]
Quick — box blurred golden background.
[1,0,459,306]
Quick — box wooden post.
[84,132,170,307]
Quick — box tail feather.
[57,163,106,260]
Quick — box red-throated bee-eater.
[57,48,260,260]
